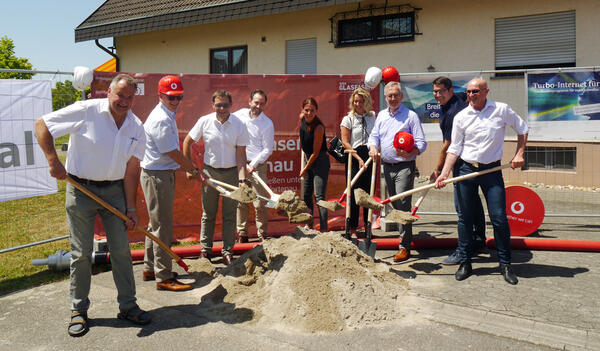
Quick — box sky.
[3,0,113,73]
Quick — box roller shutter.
[286,38,317,74]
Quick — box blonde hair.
[349,87,373,115]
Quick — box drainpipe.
[95,39,120,72]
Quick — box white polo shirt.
[141,102,180,170]
[187,112,249,168]
[42,98,146,181]
[234,108,274,168]
[448,100,529,164]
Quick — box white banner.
[0,79,57,202]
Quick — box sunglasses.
[214,103,230,108]
[163,94,183,101]
[466,89,481,95]
[432,88,447,95]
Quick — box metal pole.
[0,235,69,254]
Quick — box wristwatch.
[239,179,250,186]
[189,168,199,175]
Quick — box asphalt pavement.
[1,214,599,351]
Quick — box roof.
[75,0,361,42]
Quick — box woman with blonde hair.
[299,97,330,231]
[340,87,376,234]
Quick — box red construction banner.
[91,72,380,242]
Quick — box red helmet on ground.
[393,131,414,152]
[382,66,400,84]
[158,75,184,96]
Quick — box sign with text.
[92,72,379,241]
[0,79,57,202]
[527,70,600,140]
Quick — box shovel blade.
[358,240,377,258]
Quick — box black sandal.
[68,311,88,337]
[117,306,151,325]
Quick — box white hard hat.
[72,66,93,91]
[364,66,382,90]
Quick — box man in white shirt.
[140,76,199,292]
[183,90,249,265]
[234,90,274,242]
[35,74,151,337]
[435,77,529,285]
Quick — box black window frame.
[209,45,248,74]
[524,146,577,170]
[336,12,415,48]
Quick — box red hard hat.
[158,75,184,95]
[382,66,400,84]
[393,131,414,152]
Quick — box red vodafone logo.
[505,185,545,236]
[171,82,178,90]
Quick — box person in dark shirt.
[299,97,330,231]
[429,76,487,265]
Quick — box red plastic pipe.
[129,237,600,261]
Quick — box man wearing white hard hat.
[368,79,427,263]
[140,75,199,291]
[35,74,151,336]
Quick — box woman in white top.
[340,87,376,233]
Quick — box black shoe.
[455,262,472,281]
[500,264,518,285]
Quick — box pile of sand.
[274,190,312,224]
[187,228,409,333]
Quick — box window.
[495,11,575,76]
[210,46,247,74]
[524,146,576,170]
[337,13,414,47]
[330,4,420,48]
[286,38,317,74]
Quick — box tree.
[52,80,82,111]
[0,36,34,79]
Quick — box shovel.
[65,176,190,273]
[344,149,356,240]
[355,163,512,217]
[250,171,280,208]
[318,156,373,211]
[358,156,378,258]
[201,173,259,205]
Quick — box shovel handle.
[65,176,188,272]
[410,188,431,216]
[251,172,276,198]
[338,156,373,202]
[382,163,512,205]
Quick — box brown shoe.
[142,270,155,281]
[393,248,410,262]
[237,236,249,243]
[222,253,233,266]
[156,278,192,292]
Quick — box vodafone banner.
[92,72,380,242]
[0,79,57,202]
[505,185,545,236]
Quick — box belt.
[383,160,414,167]
[462,159,501,168]
[205,165,237,171]
[68,174,123,187]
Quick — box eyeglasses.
[163,94,183,101]
[466,89,481,95]
[432,88,447,95]
[214,103,230,108]
[386,93,401,98]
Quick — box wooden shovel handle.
[382,163,512,205]
[65,176,188,272]
[252,171,276,198]
[339,157,373,202]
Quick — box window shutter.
[286,38,317,74]
[495,11,575,68]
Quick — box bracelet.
[127,208,137,212]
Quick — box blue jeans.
[456,160,511,264]
[453,160,486,242]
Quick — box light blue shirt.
[368,104,427,164]
[141,102,180,170]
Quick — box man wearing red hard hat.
[368,79,427,262]
[140,75,199,291]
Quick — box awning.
[95,58,116,72]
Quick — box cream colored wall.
[117,0,599,75]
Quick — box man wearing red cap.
[140,76,198,291]
[369,81,427,262]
